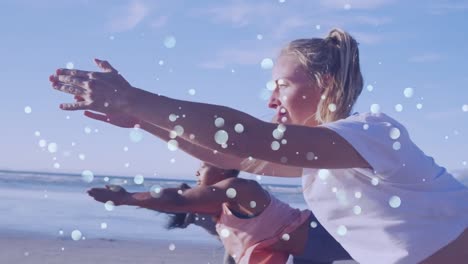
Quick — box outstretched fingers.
[84,111,110,123]
[60,101,89,111]
[94,58,118,73]
[52,82,87,96]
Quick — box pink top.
[216,194,311,264]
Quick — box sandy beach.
[1,232,226,264]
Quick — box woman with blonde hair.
[50,28,468,263]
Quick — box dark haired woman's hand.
[87,185,130,206]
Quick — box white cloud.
[427,2,468,15]
[109,0,149,32]
[273,17,311,38]
[319,0,395,10]
[150,15,168,29]
[351,31,385,45]
[192,2,276,27]
[408,53,443,63]
[199,47,279,69]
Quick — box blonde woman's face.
[269,54,321,126]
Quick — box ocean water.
[0,170,307,244]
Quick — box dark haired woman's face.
[195,164,225,186]
[269,54,321,126]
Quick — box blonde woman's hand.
[50,59,134,113]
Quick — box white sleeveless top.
[302,112,468,264]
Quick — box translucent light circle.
[24,106,32,114]
[403,87,414,98]
[389,127,401,140]
[71,230,82,241]
[101,222,108,229]
[371,177,379,186]
[214,130,229,145]
[150,185,163,198]
[81,170,94,183]
[257,34,263,40]
[393,141,401,150]
[462,104,468,112]
[281,139,287,144]
[337,225,347,236]
[306,152,315,161]
[395,104,403,112]
[316,25,321,30]
[363,124,369,130]
[59,229,64,236]
[328,103,337,112]
[250,201,256,208]
[272,129,284,140]
[214,117,225,128]
[188,89,196,95]
[164,36,176,48]
[53,162,60,169]
[355,191,362,199]
[84,126,92,134]
[271,141,280,151]
[158,60,164,66]
[129,129,143,143]
[167,140,179,151]
[34,131,40,137]
[48,142,58,153]
[169,243,176,251]
[266,80,275,91]
[104,201,115,211]
[104,177,109,182]
[366,85,374,92]
[318,169,330,180]
[134,174,144,185]
[416,103,423,110]
[389,196,401,208]
[220,228,230,238]
[169,114,178,122]
[234,123,244,133]
[353,205,362,215]
[226,188,237,199]
[277,124,286,133]
[66,62,74,69]
[260,58,274,69]
[310,221,318,228]
[280,157,288,163]
[281,234,290,241]
[370,104,381,114]
[344,3,351,10]
[79,154,86,160]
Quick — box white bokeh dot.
[71,230,82,241]
[214,130,229,145]
[395,104,403,112]
[24,106,32,114]
[164,36,176,48]
[403,87,414,98]
[261,58,274,69]
[271,141,280,151]
[389,196,402,208]
[226,188,237,199]
[81,170,94,183]
[337,225,347,236]
[389,127,401,140]
[134,174,144,185]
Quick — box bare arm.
[53,60,370,171]
[125,90,369,170]
[87,178,263,215]
[83,110,303,177]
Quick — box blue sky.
[0,0,467,183]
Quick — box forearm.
[125,88,263,159]
[140,120,247,170]
[140,120,302,177]
[124,189,189,213]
